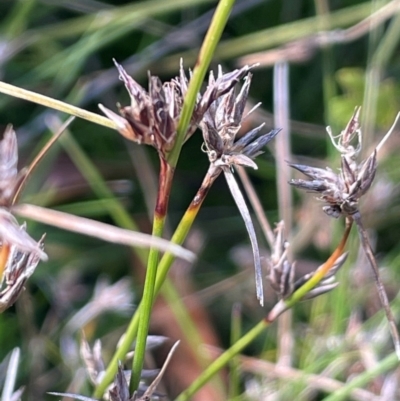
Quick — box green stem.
[174,223,352,401]
[167,0,236,166]
[93,167,219,398]
[175,320,268,401]
[228,303,242,399]
[95,0,234,392]
[323,352,398,401]
[130,0,236,382]
[130,159,173,392]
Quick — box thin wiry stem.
[224,168,264,306]
[273,60,293,367]
[351,212,400,360]
[12,116,75,205]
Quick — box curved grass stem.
[174,224,352,401]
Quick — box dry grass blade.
[351,213,400,360]
[1,348,21,401]
[376,112,400,153]
[48,392,96,401]
[224,169,263,306]
[237,1,400,68]
[0,81,117,130]
[12,204,195,262]
[12,116,75,205]
[139,341,180,400]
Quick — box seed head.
[201,72,280,169]
[267,221,348,301]
[267,221,295,299]
[99,60,254,159]
[200,70,280,306]
[289,107,378,217]
[51,339,178,401]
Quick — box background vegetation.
[0,0,400,399]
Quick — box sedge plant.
[0,1,400,400]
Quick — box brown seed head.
[267,221,295,299]
[289,107,378,217]
[100,61,256,159]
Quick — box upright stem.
[167,0,236,166]
[96,0,235,392]
[130,159,174,392]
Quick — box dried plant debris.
[99,60,253,159]
[201,71,280,306]
[79,336,164,389]
[0,126,47,312]
[268,221,348,303]
[0,231,45,312]
[0,125,26,207]
[288,107,400,358]
[267,221,295,299]
[0,348,24,401]
[80,338,106,386]
[65,278,133,334]
[51,340,179,401]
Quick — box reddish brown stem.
[155,157,175,217]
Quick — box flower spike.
[200,70,280,306]
[288,108,400,359]
[99,61,254,159]
[289,107,379,217]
